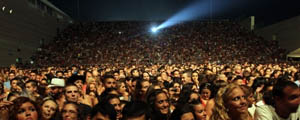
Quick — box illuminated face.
[104,78,116,89]
[192,72,199,81]
[65,86,79,102]
[226,88,248,115]
[109,98,122,119]
[143,73,150,81]
[155,93,170,115]
[118,82,127,94]
[193,104,207,120]
[62,104,78,120]
[17,102,38,120]
[42,100,57,120]
[25,83,37,93]
[200,89,211,100]
[141,81,150,95]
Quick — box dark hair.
[91,102,117,120]
[102,75,115,83]
[122,101,148,120]
[61,102,83,120]
[240,85,253,97]
[146,89,169,120]
[170,104,195,120]
[10,97,42,120]
[251,77,267,92]
[273,80,298,98]
[0,82,3,94]
[7,91,20,101]
[199,82,213,97]
[177,90,199,108]
[25,80,38,88]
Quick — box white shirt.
[254,104,300,120]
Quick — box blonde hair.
[211,83,241,120]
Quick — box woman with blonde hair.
[211,83,252,120]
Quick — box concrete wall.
[0,0,70,66]
[255,16,300,52]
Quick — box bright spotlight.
[151,27,158,33]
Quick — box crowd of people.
[0,21,299,120]
[33,21,286,66]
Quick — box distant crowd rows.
[32,21,286,66]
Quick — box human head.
[62,102,82,120]
[102,75,117,89]
[170,104,195,120]
[64,84,80,102]
[90,102,117,120]
[10,97,41,120]
[190,100,207,120]
[273,80,300,116]
[199,82,213,100]
[25,80,38,93]
[122,101,148,120]
[211,83,248,120]
[182,70,192,85]
[147,89,170,116]
[40,98,58,120]
[102,94,123,119]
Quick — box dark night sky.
[49,0,300,26]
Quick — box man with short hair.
[254,80,300,120]
[181,70,193,85]
[102,75,117,89]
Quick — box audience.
[0,21,299,120]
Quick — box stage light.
[151,27,158,33]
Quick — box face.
[189,93,199,102]
[9,73,15,80]
[114,72,120,80]
[118,82,126,94]
[109,98,122,119]
[17,102,38,120]
[30,73,37,80]
[174,71,181,78]
[65,86,79,102]
[132,70,139,77]
[182,73,192,84]
[247,93,255,106]
[192,73,199,81]
[226,88,248,115]
[11,80,18,89]
[74,80,83,89]
[104,78,116,88]
[181,112,195,120]
[42,100,57,120]
[277,87,300,113]
[92,112,110,120]
[143,73,150,81]
[141,81,150,95]
[155,93,170,115]
[193,104,207,120]
[200,89,211,100]
[161,72,168,81]
[26,83,36,93]
[62,104,78,120]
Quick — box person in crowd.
[199,82,213,107]
[90,102,117,120]
[40,98,58,120]
[170,104,196,120]
[147,89,170,120]
[61,102,83,120]
[211,83,252,120]
[122,101,149,120]
[254,80,300,120]
[102,94,123,120]
[190,100,207,120]
[9,97,41,120]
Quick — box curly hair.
[211,83,241,120]
[9,97,42,120]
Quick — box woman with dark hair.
[9,97,41,120]
[199,82,213,107]
[170,104,195,120]
[177,90,200,109]
[133,80,150,102]
[146,89,170,120]
[40,98,58,120]
[61,102,83,120]
[190,100,207,120]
